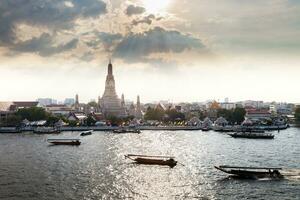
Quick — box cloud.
[113,27,207,63]
[0,0,107,45]
[132,14,155,26]
[12,33,78,56]
[125,5,145,16]
[86,31,123,51]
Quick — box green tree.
[144,107,165,121]
[231,107,246,124]
[5,115,22,127]
[295,107,300,122]
[165,109,185,122]
[16,107,48,121]
[86,115,96,126]
[88,101,98,108]
[107,115,122,126]
[47,115,60,126]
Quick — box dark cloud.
[0,0,107,45]
[12,33,78,56]
[132,14,155,26]
[125,5,145,16]
[86,31,122,51]
[113,27,206,62]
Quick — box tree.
[144,107,165,121]
[165,109,185,122]
[231,107,246,124]
[47,115,60,126]
[5,115,22,127]
[217,108,246,124]
[86,115,96,126]
[16,107,48,121]
[295,107,300,122]
[107,115,122,126]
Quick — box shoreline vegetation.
[0,106,296,133]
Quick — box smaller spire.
[121,93,125,107]
[137,95,140,106]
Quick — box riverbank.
[0,124,290,133]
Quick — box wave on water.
[281,169,300,181]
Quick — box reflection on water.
[0,128,299,199]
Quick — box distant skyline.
[0,0,300,103]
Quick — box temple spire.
[108,59,113,75]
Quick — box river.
[0,128,299,199]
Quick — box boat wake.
[281,169,300,181]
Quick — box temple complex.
[100,61,127,118]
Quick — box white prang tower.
[100,60,126,117]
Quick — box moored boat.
[113,128,141,134]
[34,127,60,134]
[214,165,283,179]
[47,138,81,145]
[228,132,274,139]
[125,154,177,167]
[80,130,93,136]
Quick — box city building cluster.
[0,61,298,126]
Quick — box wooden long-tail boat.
[228,132,274,139]
[47,138,81,145]
[113,128,141,134]
[215,165,283,179]
[125,154,177,168]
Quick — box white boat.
[80,130,93,136]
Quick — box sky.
[0,0,300,103]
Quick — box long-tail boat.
[125,154,177,168]
[113,128,141,134]
[228,132,274,139]
[47,138,81,145]
[215,165,283,179]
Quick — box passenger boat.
[80,130,93,136]
[214,165,283,179]
[125,154,177,168]
[47,138,81,145]
[228,132,274,139]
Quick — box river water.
[0,128,299,200]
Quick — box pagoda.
[100,60,126,117]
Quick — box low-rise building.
[45,104,75,116]
[245,109,272,120]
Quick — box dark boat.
[125,154,177,168]
[228,132,274,139]
[80,130,93,136]
[47,138,81,145]
[113,128,141,134]
[215,165,283,179]
[34,127,60,134]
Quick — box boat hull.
[134,158,177,167]
[48,141,81,145]
[229,133,274,139]
[215,166,283,179]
